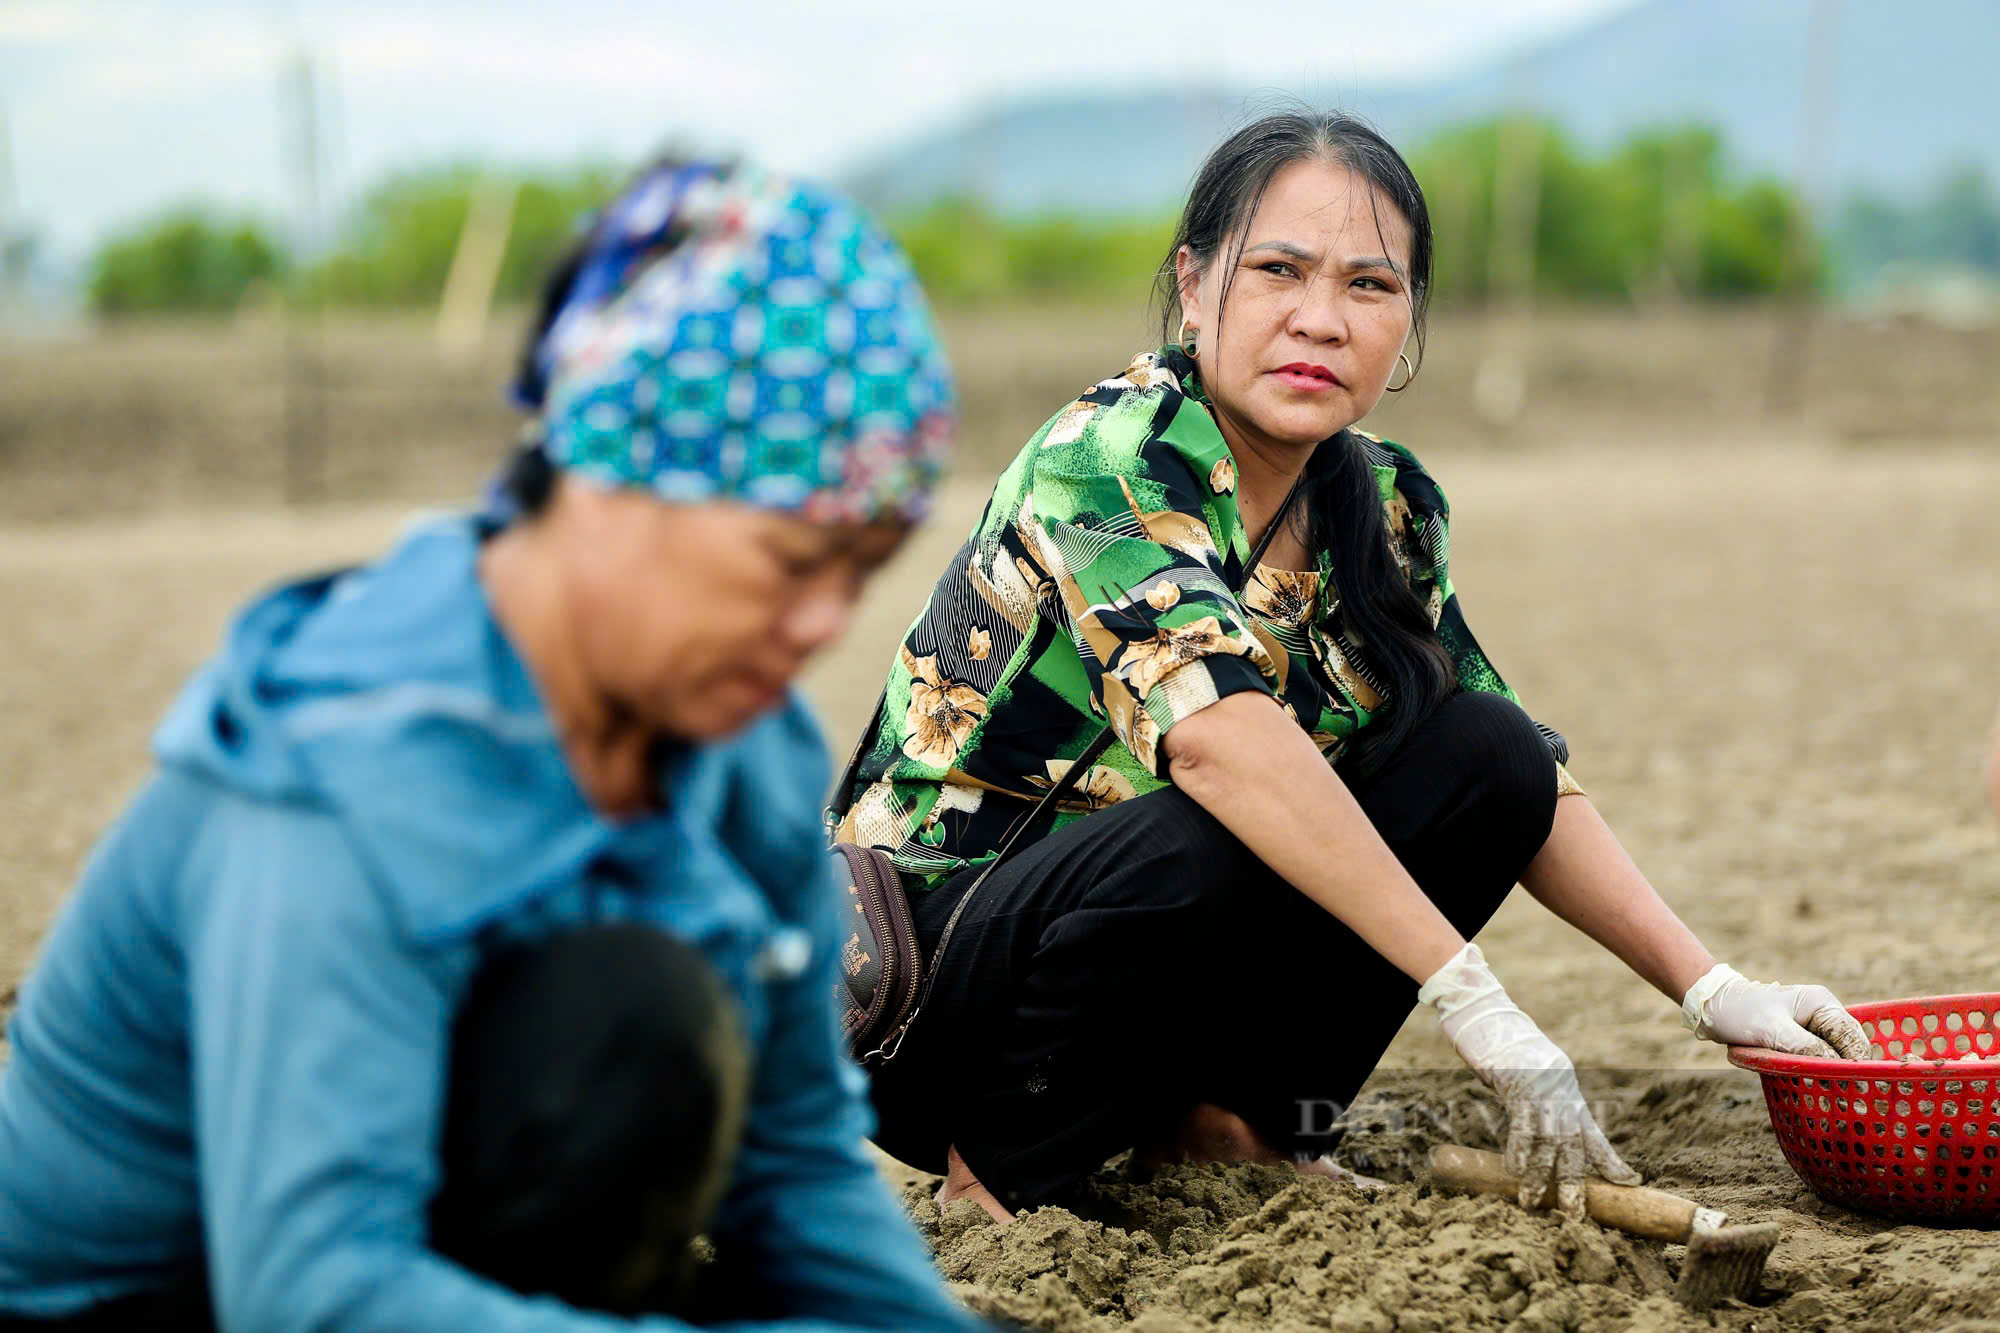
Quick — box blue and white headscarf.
[513,162,954,525]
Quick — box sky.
[2,0,1635,263]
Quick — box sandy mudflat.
[4,312,1998,1328]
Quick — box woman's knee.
[991,785,1290,999]
[1083,784,1275,922]
[430,924,750,1314]
[1427,692,1558,835]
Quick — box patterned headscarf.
[512,161,954,525]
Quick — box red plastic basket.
[1728,992,2000,1223]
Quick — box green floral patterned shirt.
[832,347,1576,889]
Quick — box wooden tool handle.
[1430,1144,1698,1243]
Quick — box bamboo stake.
[1473,100,1543,428]
[1766,0,1838,415]
[436,177,519,365]
[279,45,328,504]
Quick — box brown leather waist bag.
[827,724,1110,1068]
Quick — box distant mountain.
[846,0,2000,216]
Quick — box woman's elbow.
[1158,693,1279,805]
[1988,709,2000,819]
[1160,722,1220,797]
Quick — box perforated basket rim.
[1726,991,2000,1078]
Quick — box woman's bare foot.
[936,1144,1015,1226]
[1132,1103,1387,1191]
[1133,1102,1289,1170]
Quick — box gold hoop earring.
[1385,352,1416,393]
[1176,316,1198,357]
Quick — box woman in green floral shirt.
[835,111,1871,1224]
[837,353,1577,883]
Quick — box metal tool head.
[1675,1219,1781,1311]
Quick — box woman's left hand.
[1682,964,1873,1059]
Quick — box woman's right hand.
[1420,942,1641,1216]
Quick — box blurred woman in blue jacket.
[0,161,976,1332]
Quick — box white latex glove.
[1681,964,1873,1059]
[1420,942,1641,1216]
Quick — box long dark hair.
[1157,110,1455,772]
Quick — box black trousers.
[868,690,1560,1212]
[2,924,748,1330]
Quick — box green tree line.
[86,163,621,317]
[1836,164,2000,282]
[304,163,621,306]
[88,211,285,314]
[887,201,1175,306]
[1410,121,1813,301]
[90,121,1993,317]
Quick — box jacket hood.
[153,515,625,943]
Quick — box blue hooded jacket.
[0,516,975,1332]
